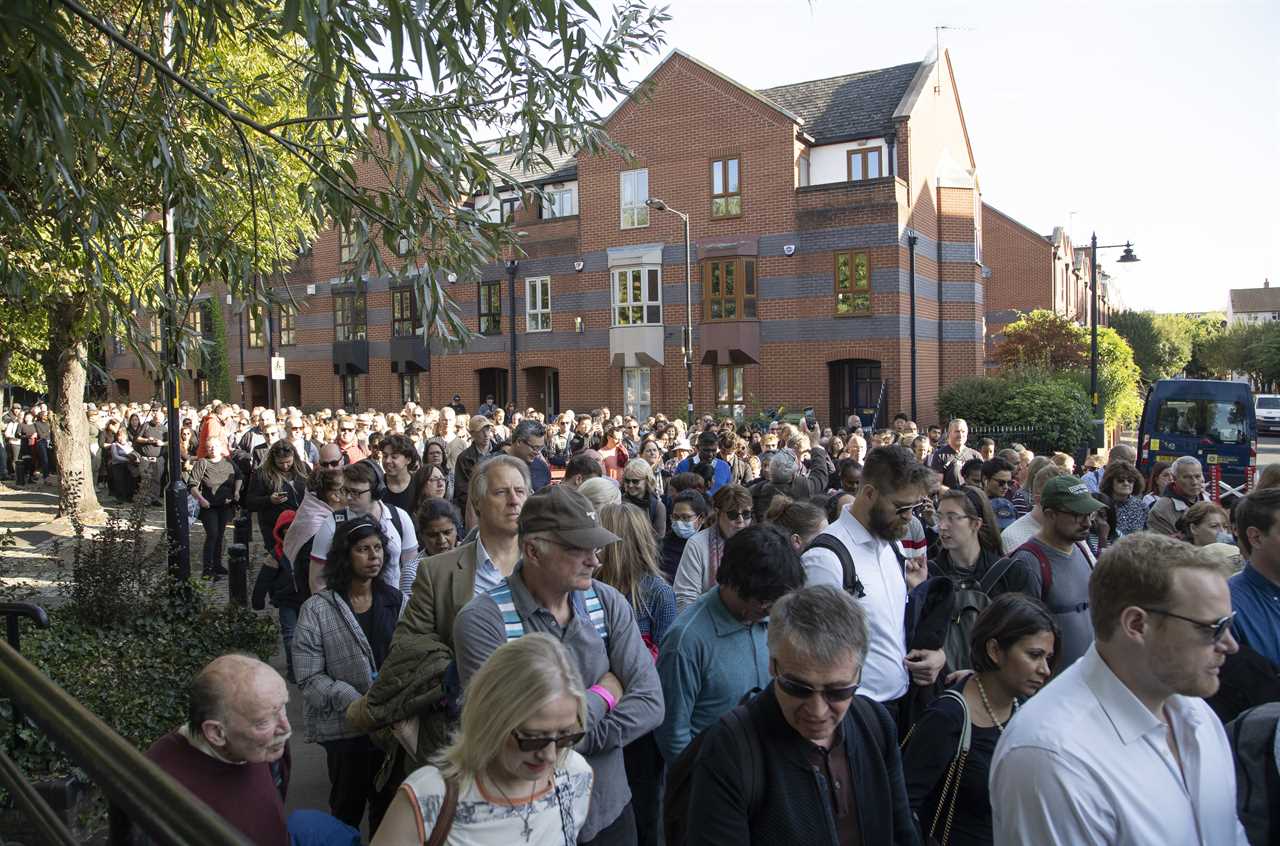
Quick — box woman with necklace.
[372,633,594,846]
[901,594,1059,846]
[294,516,408,835]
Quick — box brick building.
[109,47,988,428]
[981,205,1112,366]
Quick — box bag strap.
[928,689,972,846]
[425,778,459,846]
[804,534,864,598]
[1014,540,1054,599]
[724,704,765,817]
[977,555,1018,595]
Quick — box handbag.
[902,688,972,846]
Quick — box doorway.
[523,367,560,417]
[828,359,883,430]
[476,368,508,410]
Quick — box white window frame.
[339,224,357,263]
[620,168,649,229]
[612,266,662,327]
[542,186,577,219]
[623,368,652,420]
[525,276,551,333]
[716,365,745,419]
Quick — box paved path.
[0,480,345,834]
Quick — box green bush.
[938,371,1092,456]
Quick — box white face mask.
[1215,530,1234,545]
[672,520,698,540]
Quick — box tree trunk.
[47,296,101,517]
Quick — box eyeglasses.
[318,459,342,469]
[541,539,603,560]
[340,428,355,433]
[894,499,926,517]
[936,511,974,526]
[342,486,372,497]
[775,674,859,704]
[1141,608,1236,643]
[510,729,586,752]
[721,510,753,522]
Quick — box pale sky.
[610,0,1278,313]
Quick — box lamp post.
[645,198,694,428]
[506,258,518,409]
[1089,233,1140,447]
[906,230,919,423]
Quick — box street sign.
[271,356,286,381]
[235,375,245,383]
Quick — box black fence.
[0,602,249,845]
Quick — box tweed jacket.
[294,582,408,743]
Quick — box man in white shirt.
[801,444,943,723]
[1001,463,1068,553]
[990,532,1247,845]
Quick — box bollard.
[227,543,249,606]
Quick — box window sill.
[525,327,552,334]
[619,222,650,231]
[710,211,743,221]
[833,312,873,319]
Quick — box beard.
[869,503,908,541]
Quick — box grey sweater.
[454,565,664,841]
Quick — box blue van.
[1137,379,1256,497]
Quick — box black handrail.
[0,638,250,845]
[1,601,50,750]
[0,746,78,846]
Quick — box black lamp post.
[645,198,694,428]
[505,258,518,410]
[907,230,919,423]
[1089,233,1140,446]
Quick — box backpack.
[663,694,884,846]
[1012,539,1095,611]
[805,533,907,599]
[939,556,1018,672]
[1225,701,1280,845]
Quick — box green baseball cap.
[1040,475,1105,514]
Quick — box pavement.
[0,479,343,834]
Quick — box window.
[834,251,871,316]
[612,267,661,326]
[334,291,367,341]
[620,169,649,229]
[149,314,162,352]
[479,281,502,335]
[847,147,883,182]
[278,303,296,346]
[399,373,419,405]
[716,365,745,419]
[113,336,126,356]
[194,376,209,407]
[702,258,757,320]
[247,306,265,348]
[526,277,551,332]
[711,158,741,218]
[339,224,357,263]
[341,375,359,409]
[542,186,577,219]
[391,287,420,337]
[500,197,519,223]
[797,154,810,188]
[623,368,651,420]
[1154,399,1248,444]
[189,303,206,337]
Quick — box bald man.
[146,655,292,844]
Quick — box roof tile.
[759,62,922,143]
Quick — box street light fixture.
[1090,233,1139,447]
[646,198,694,428]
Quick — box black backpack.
[937,556,1017,672]
[804,533,907,599]
[1225,701,1280,845]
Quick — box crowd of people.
[6,391,1280,844]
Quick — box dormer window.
[847,147,883,181]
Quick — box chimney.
[1266,279,1271,289]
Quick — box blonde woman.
[621,457,667,539]
[372,633,594,846]
[595,502,675,846]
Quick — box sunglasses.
[895,499,926,517]
[318,459,342,468]
[340,427,355,433]
[722,510,753,522]
[511,729,586,752]
[775,674,859,704]
[1141,608,1236,643]
[989,478,1012,488]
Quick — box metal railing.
[0,603,249,845]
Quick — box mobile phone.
[803,406,816,426]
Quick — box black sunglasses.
[1141,608,1236,643]
[510,729,586,752]
[775,674,859,704]
[318,459,342,468]
[722,510,753,522]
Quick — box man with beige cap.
[452,414,496,514]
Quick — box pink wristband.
[589,684,618,712]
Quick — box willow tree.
[1,0,668,515]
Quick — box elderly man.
[146,655,293,844]
[1148,455,1210,536]
[1082,443,1137,492]
[991,533,1246,844]
[684,585,918,845]
[451,414,495,514]
[502,418,551,492]
[927,417,981,489]
[453,485,664,845]
[345,455,529,768]
[750,446,831,521]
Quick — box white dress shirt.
[801,507,909,702]
[990,644,1247,845]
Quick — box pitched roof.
[759,61,923,144]
[1230,287,1280,313]
[488,145,578,185]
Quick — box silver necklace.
[975,676,1016,732]
[491,774,541,842]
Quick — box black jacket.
[751,446,831,521]
[242,470,306,543]
[687,684,921,846]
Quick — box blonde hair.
[578,476,622,512]
[436,633,587,785]
[621,457,657,499]
[597,503,661,610]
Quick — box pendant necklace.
[492,775,540,842]
[975,675,1016,732]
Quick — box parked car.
[1256,394,1280,436]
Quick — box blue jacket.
[674,455,732,493]
[1230,564,1280,666]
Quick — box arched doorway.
[246,375,269,410]
[476,368,508,410]
[280,374,302,409]
[523,367,560,417]
[828,359,883,430]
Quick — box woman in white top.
[372,633,593,846]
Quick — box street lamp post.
[906,230,919,423]
[506,259,518,410]
[646,198,694,428]
[1089,233,1140,447]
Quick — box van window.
[1154,399,1248,444]
[1257,396,1280,410]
